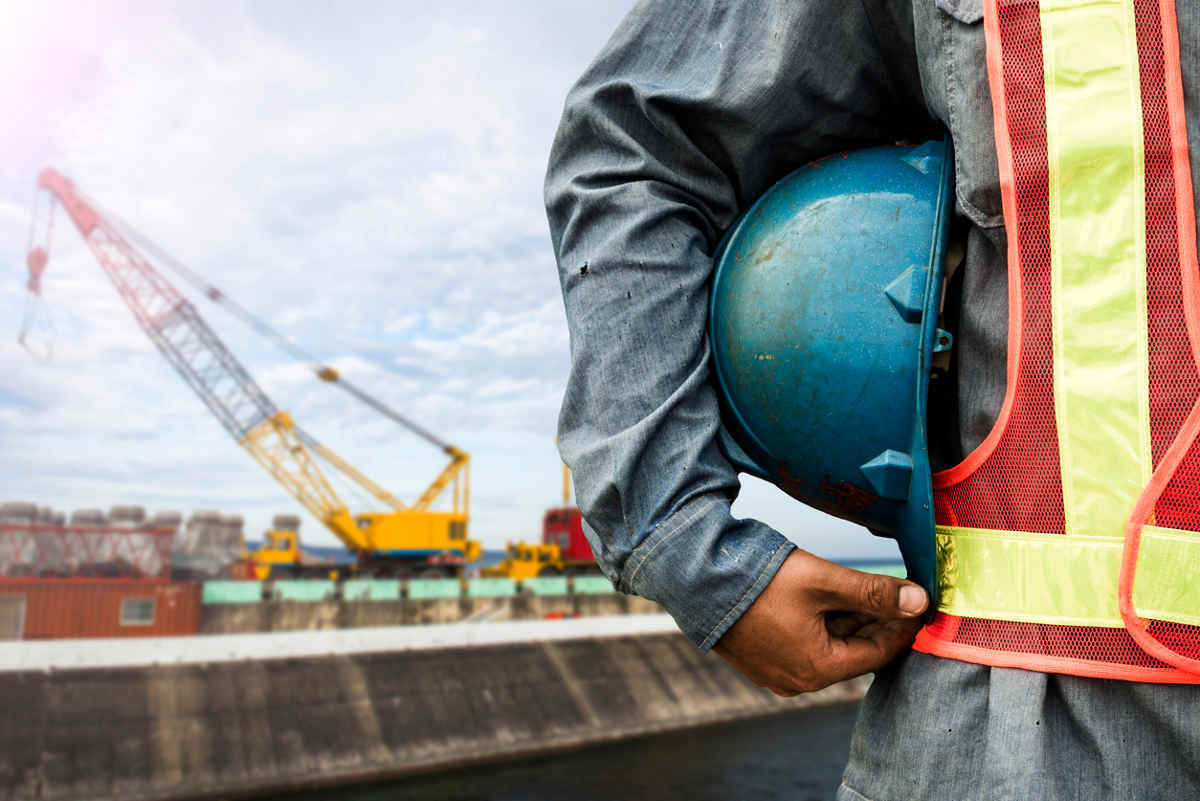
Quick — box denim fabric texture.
[839,651,1200,801]
[545,0,938,651]
[545,1,1200,798]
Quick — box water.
[271,700,861,801]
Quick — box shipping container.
[0,580,202,639]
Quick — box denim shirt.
[546,0,1200,650]
[547,0,971,650]
[547,2,1200,798]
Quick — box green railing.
[204,564,897,607]
[521,577,569,596]
[572,576,615,595]
[342,579,401,601]
[467,578,517,598]
[271,580,336,602]
[407,579,463,600]
[202,581,263,604]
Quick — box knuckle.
[860,574,890,611]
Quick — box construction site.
[0,500,660,641]
[0,6,922,798]
[0,165,892,800]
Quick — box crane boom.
[106,212,456,454]
[26,168,474,567]
[31,169,370,550]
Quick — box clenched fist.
[713,549,928,695]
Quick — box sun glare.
[0,1,111,155]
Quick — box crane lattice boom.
[24,168,474,568]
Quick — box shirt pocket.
[934,0,1003,228]
[936,0,983,24]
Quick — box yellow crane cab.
[248,529,301,580]
[481,542,563,580]
[242,525,340,580]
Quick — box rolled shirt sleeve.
[544,0,935,650]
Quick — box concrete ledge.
[0,624,868,801]
[0,615,684,672]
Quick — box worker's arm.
[545,0,937,679]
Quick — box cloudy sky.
[0,0,896,562]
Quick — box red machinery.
[543,460,594,560]
[541,507,593,562]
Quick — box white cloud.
[382,313,420,335]
[476,378,543,399]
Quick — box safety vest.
[912,0,1200,682]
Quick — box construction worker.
[545,1,1200,799]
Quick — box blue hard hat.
[709,139,954,599]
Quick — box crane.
[21,168,480,577]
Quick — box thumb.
[811,562,928,618]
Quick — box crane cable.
[18,188,56,362]
[90,196,455,454]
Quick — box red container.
[542,507,594,562]
[0,580,201,640]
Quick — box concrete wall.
[0,630,867,801]
[200,593,663,635]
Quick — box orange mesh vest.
[912,0,1200,682]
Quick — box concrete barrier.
[268,601,341,631]
[198,581,664,634]
[0,619,868,801]
[338,600,407,629]
[199,596,662,633]
[341,580,401,601]
[199,602,268,635]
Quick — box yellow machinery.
[240,408,477,576]
[482,462,597,579]
[481,542,565,581]
[244,530,311,580]
[23,169,481,578]
[249,530,303,580]
[240,526,347,580]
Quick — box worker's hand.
[713,549,928,695]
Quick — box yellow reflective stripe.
[1133,527,1200,627]
[939,526,1200,627]
[937,526,1124,627]
[1042,0,1152,540]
